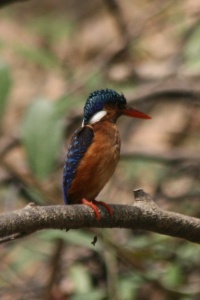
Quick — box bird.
[63,89,151,220]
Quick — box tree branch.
[0,189,200,244]
[129,86,200,106]
[0,0,29,8]
[121,149,200,165]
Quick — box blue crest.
[83,89,126,125]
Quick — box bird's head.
[82,89,151,126]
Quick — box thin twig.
[104,0,130,48]
[129,87,200,106]
[0,136,19,160]
[44,238,65,300]
[121,149,200,165]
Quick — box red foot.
[93,199,113,216]
[81,199,113,220]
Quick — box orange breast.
[68,121,120,203]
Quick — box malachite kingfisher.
[63,89,151,220]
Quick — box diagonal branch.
[0,189,200,244]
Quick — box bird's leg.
[92,199,113,216]
[81,198,101,220]
[81,198,113,220]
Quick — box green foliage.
[21,98,64,180]
[54,93,82,117]
[11,247,40,272]
[40,229,101,251]
[120,160,166,187]
[69,264,92,294]
[84,72,104,93]
[119,274,142,300]
[29,16,76,41]
[16,45,60,69]
[162,264,183,288]
[184,24,200,70]
[0,62,12,125]
[22,186,47,205]
[70,290,105,300]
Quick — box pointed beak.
[122,106,151,119]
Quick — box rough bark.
[0,189,199,244]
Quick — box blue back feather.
[63,126,94,204]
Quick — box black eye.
[117,102,125,109]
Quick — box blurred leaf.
[30,16,76,41]
[69,263,105,299]
[0,62,12,123]
[176,243,200,265]
[21,98,64,180]
[0,39,6,50]
[40,229,101,251]
[71,290,105,300]
[85,72,103,92]
[11,247,41,272]
[22,186,46,205]
[70,264,92,293]
[119,274,142,300]
[120,161,166,185]
[162,264,183,288]
[16,45,60,69]
[184,24,200,70]
[54,93,82,117]
[127,235,156,249]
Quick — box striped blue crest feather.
[83,89,126,125]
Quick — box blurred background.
[0,0,200,299]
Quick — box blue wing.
[63,125,94,204]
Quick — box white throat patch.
[88,110,107,125]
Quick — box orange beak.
[122,106,151,119]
